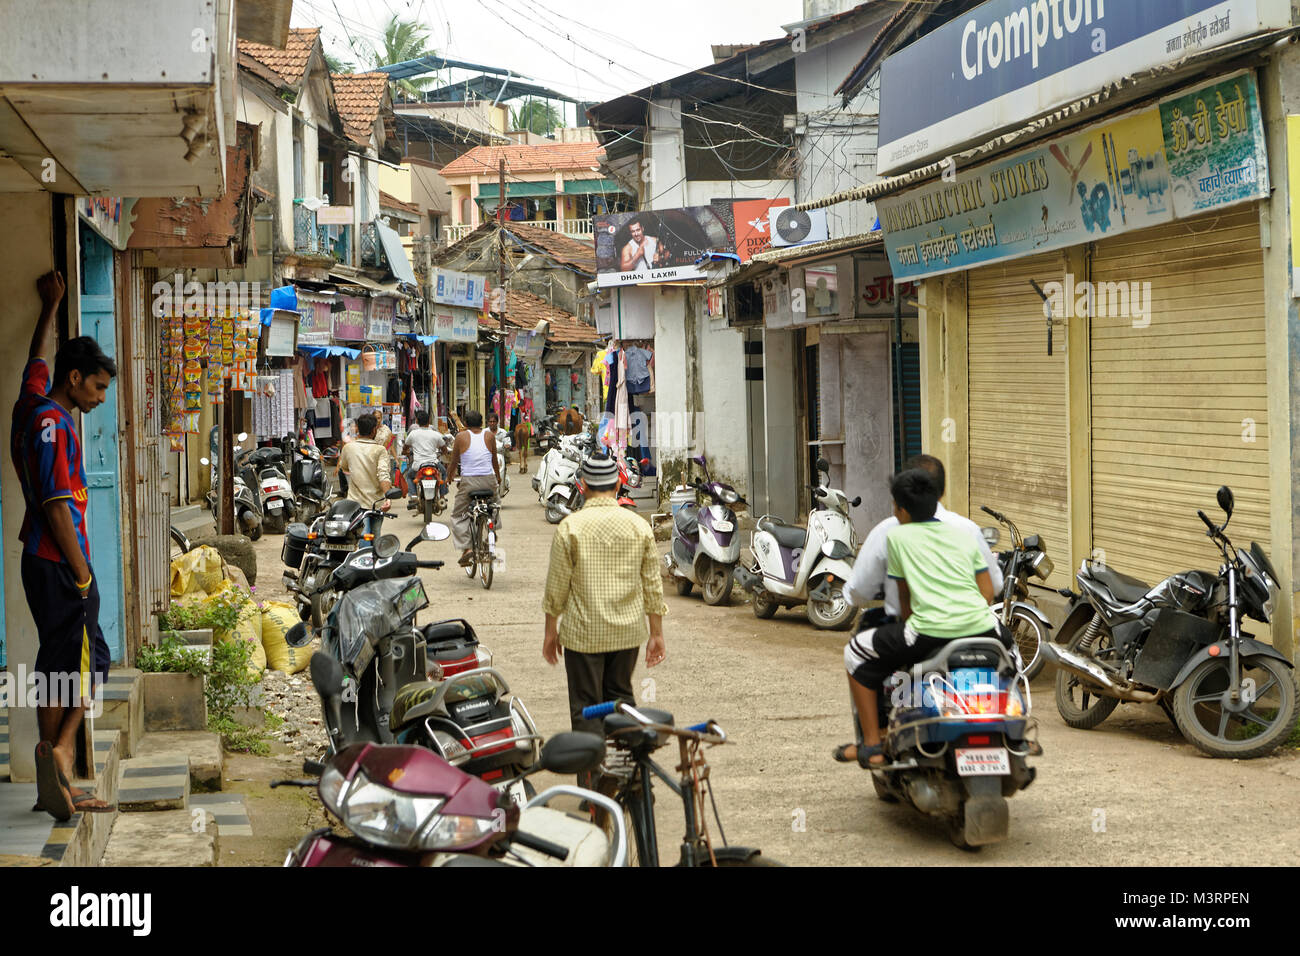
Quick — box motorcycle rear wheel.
[751,588,778,620]
[1172,655,1300,759]
[422,496,434,524]
[871,772,898,803]
[264,512,287,535]
[1054,622,1120,730]
[701,563,734,606]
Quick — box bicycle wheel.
[464,512,479,579]
[478,513,494,590]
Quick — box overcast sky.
[290,0,802,109]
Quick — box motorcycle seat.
[910,637,1012,679]
[424,618,478,644]
[674,504,699,537]
[758,518,806,550]
[469,489,496,500]
[1089,565,1152,604]
[390,681,441,733]
[604,707,673,750]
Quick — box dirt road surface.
[246,484,1300,866]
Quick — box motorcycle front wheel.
[1054,620,1120,729]
[1009,606,1048,680]
[545,503,565,524]
[752,588,778,620]
[701,562,734,606]
[1172,655,1300,759]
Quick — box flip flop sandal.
[58,768,116,813]
[832,743,887,769]
[34,742,73,822]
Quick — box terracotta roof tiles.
[439,143,605,179]
[332,72,391,146]
[237,27,320,87]
[481,289,601,344]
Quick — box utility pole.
[496,158,507,399]
[219,374,234,535]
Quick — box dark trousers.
[564,646,639,736]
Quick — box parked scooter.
[245,446,294,533]
[978,506,1055,680]
[201,428,264,541]
[277,665,628,868]
[494,427,512,499]
[665,454,745,605]
[734,458,861,629]
[864,636,1039,849]
[285,434,330,525]
[537,433,591,524]
[1043,486,1299,758]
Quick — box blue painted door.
[79,227,125,663]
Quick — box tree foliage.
[512,99,563,136]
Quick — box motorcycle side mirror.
[816,457,830,473]
[237,432,249,442]
[539,731,606,774]
[1216,485,1234,519]
[285,622,313,648]
[640,458,651,469]
[310,651,345,700]
[199,457,210,466]
[421,522,451,542]
[385,487,403,500]
[851,496,862,508]
[375,534,401,558]
[982,527,1001,547]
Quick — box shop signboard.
[593,206,735,287]
[433,307,479,343]
[877,0,1289,175]
[433,269,484,309]
[714,198,791,262]
[856,257,920,318]
[333,295,366,341]
[366,296,395,340]
[878,71,1269,281]
[265,308,299,356]
[297,295,332,345]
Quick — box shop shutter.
[892,341,921,471]
[967,253,1070,586]
[1089,205,1270,589]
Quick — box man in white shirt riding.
[844,454,1003,620]
[448,409,500,567]
[403,410,450,509]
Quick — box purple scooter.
[664,454,746,606]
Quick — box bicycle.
[465,488,498,590]
[580,700,781,867]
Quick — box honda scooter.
[665,454,745,605]
[246,446,294,533]
[538,434,590,524]
[734,457,860,630]
[201,428,264,541]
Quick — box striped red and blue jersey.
[10,359,90,564]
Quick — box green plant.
[137,633,207,677]
[208,715,271,756]
[158,587,254,636]
[206,637,260,723]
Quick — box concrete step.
[189,793,252,837]
[102,809,218,866]
[136,732,223,792]
[98,669,143,758]
[117,751,190,812]
[172,504,215,540]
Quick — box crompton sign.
[876,0,1289,175]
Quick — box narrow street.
[251,489,1300,866]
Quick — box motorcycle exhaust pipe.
[1039,644,1161,702]
[732,565,758,593]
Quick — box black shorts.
[845,619,1010,691]
[21,553,110,707]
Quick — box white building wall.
[698,302,750,490]
[653,287,690,473]
[796,32,881,238]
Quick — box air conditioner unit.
[769,206,829,248]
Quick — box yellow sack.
[170,545,225,597]
[210,586,266,677]
[261,601,314,675]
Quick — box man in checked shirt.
[542,453,667,736]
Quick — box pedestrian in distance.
[337,412,392,509]
[448,409,500,567]
[11,270,117,819]
[542,454,667,746]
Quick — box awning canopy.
[298,344,361,359]
[397,333,438,346]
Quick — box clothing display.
[624,346,654,394]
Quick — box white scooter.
[734,457,862,630]
[534,434,586,524]
[494,428,512,499]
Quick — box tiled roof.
[439,143,606,179]
[332,72,390,146]
[237,27,320,87]
[481,289,601,344]
[379,190,419,215]
[506,224,596,275]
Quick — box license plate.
[326,542,353,551]
[955,747,1010,777]
[267,499,283,510]
[496,780,528,808]
[712,519,733,532]
[422,481,436,493]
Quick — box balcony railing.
[293,203,352,264]
[445,218,592,244]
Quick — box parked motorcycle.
[734,457,861,630]
[537,433,591,524]
[245,446,294,533]
[286,435,330,525]
[494,427,512,499]
[978,506,1055,680]
[1042,486,1299,758]
[665,454,745,605]
[278,663,628,868]
[864,636,1038,849]
[200,429,263,541]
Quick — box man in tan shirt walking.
[542,454,667,736]
[338,413,392,509]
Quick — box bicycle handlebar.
[685,721,711,733]
[581,701,617,719]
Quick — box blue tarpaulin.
[397,333,438,346]
[298,344,361,359]
[261,285,299,326]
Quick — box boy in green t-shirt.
[835,469,1006,768]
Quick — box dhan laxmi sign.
[876,0,1289,175]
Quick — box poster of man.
[594,206,734,287]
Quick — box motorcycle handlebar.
[1197,509,1216,533]
[581,701,618,719]
[416,560,445,570]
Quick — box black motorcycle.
[978,506,1055,680]
[1043,486,1298,758]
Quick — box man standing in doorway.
[448,410,500,567]
[542,454,667,743]
[11,271,117,819]
[338,412,392,509]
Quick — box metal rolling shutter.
[893,341,921,471]
[968,253,1070,586]
[1090,205,1270,588]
